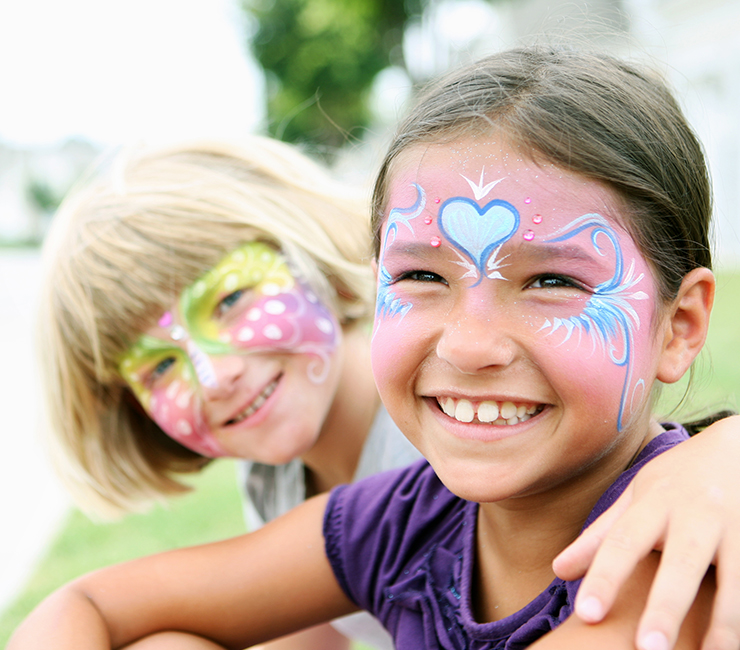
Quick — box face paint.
[119,242,339,457]
[371,138,662,504]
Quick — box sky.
[0,0,265,149]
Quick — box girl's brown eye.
[398,270,448,285]
[151,356,176,380]
[529,274,583,291]
[216,289,245,317]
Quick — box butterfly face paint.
[371,138,665,503]
[119,242,339,457]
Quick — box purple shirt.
[324,424,689,649]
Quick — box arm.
[534,552,714,650]
[553,414,740,650]
[8,494,358,650]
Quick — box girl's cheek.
[147,381,226,457]
[371,306,424,389]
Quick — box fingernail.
[576,595,604,622]
[639,631,669,650]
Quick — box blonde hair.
[39,136,375,517]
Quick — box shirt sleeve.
[323,459,461,616]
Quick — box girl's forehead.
[389,138,622,224]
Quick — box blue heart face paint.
[371,138,664,505]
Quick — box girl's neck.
[473,418,665,622]
[301,323,380,495]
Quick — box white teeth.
[437,396,542,426]
[500,401,517,420]
[228,378,279,425]
[441,397,456,417]
[454,399,475,423]
[478,401,499,423]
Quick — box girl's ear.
[656,267,715,384]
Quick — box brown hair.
[372,47,713,304]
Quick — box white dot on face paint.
[247,308,262,321]
[231,250,246,263]
[237,327,254,341]
[264,299,286,315]
[315,317,333,334]
[306,291,317,303]
[263,324,283,340]
[176,419,192,436]
[176,391,192,409]
[224,272,240,292]
[166,380,181,399]
[192,281,207,298]
[262,282,281,296]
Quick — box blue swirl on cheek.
[540,214,649,431]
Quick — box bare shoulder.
[530,552,714,650]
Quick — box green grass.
[0,460,247,646]
[1,272,738,648]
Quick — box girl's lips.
[224,374,282,426]
[434,395,545,426]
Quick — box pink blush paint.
[149,381,227,457]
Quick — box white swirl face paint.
[119,242,340,457]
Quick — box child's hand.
[553,415,740,650]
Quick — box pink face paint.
[119,242,340,458]
[372,138,662,505]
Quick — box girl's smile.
[119,242,344,463]
[372,138,669,505]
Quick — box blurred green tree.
[245,0,423,150]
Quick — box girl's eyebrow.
[383,240,447,259]
[519,242,611,268]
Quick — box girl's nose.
[199,355,245,401]
[435,309,516,374]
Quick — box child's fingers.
[572,493,669,623]
[553,488,634,581]
[701,536,740,650]
[634,516,722,650]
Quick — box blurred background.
[1,0,739,643]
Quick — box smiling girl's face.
[372,137,671,504]
[119,242,343,462]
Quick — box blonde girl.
[38,137,421,650]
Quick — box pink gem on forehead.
[158,311,173,328]
[430,236,441,247]
[523,230,535,241]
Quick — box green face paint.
[119,242,339,457]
